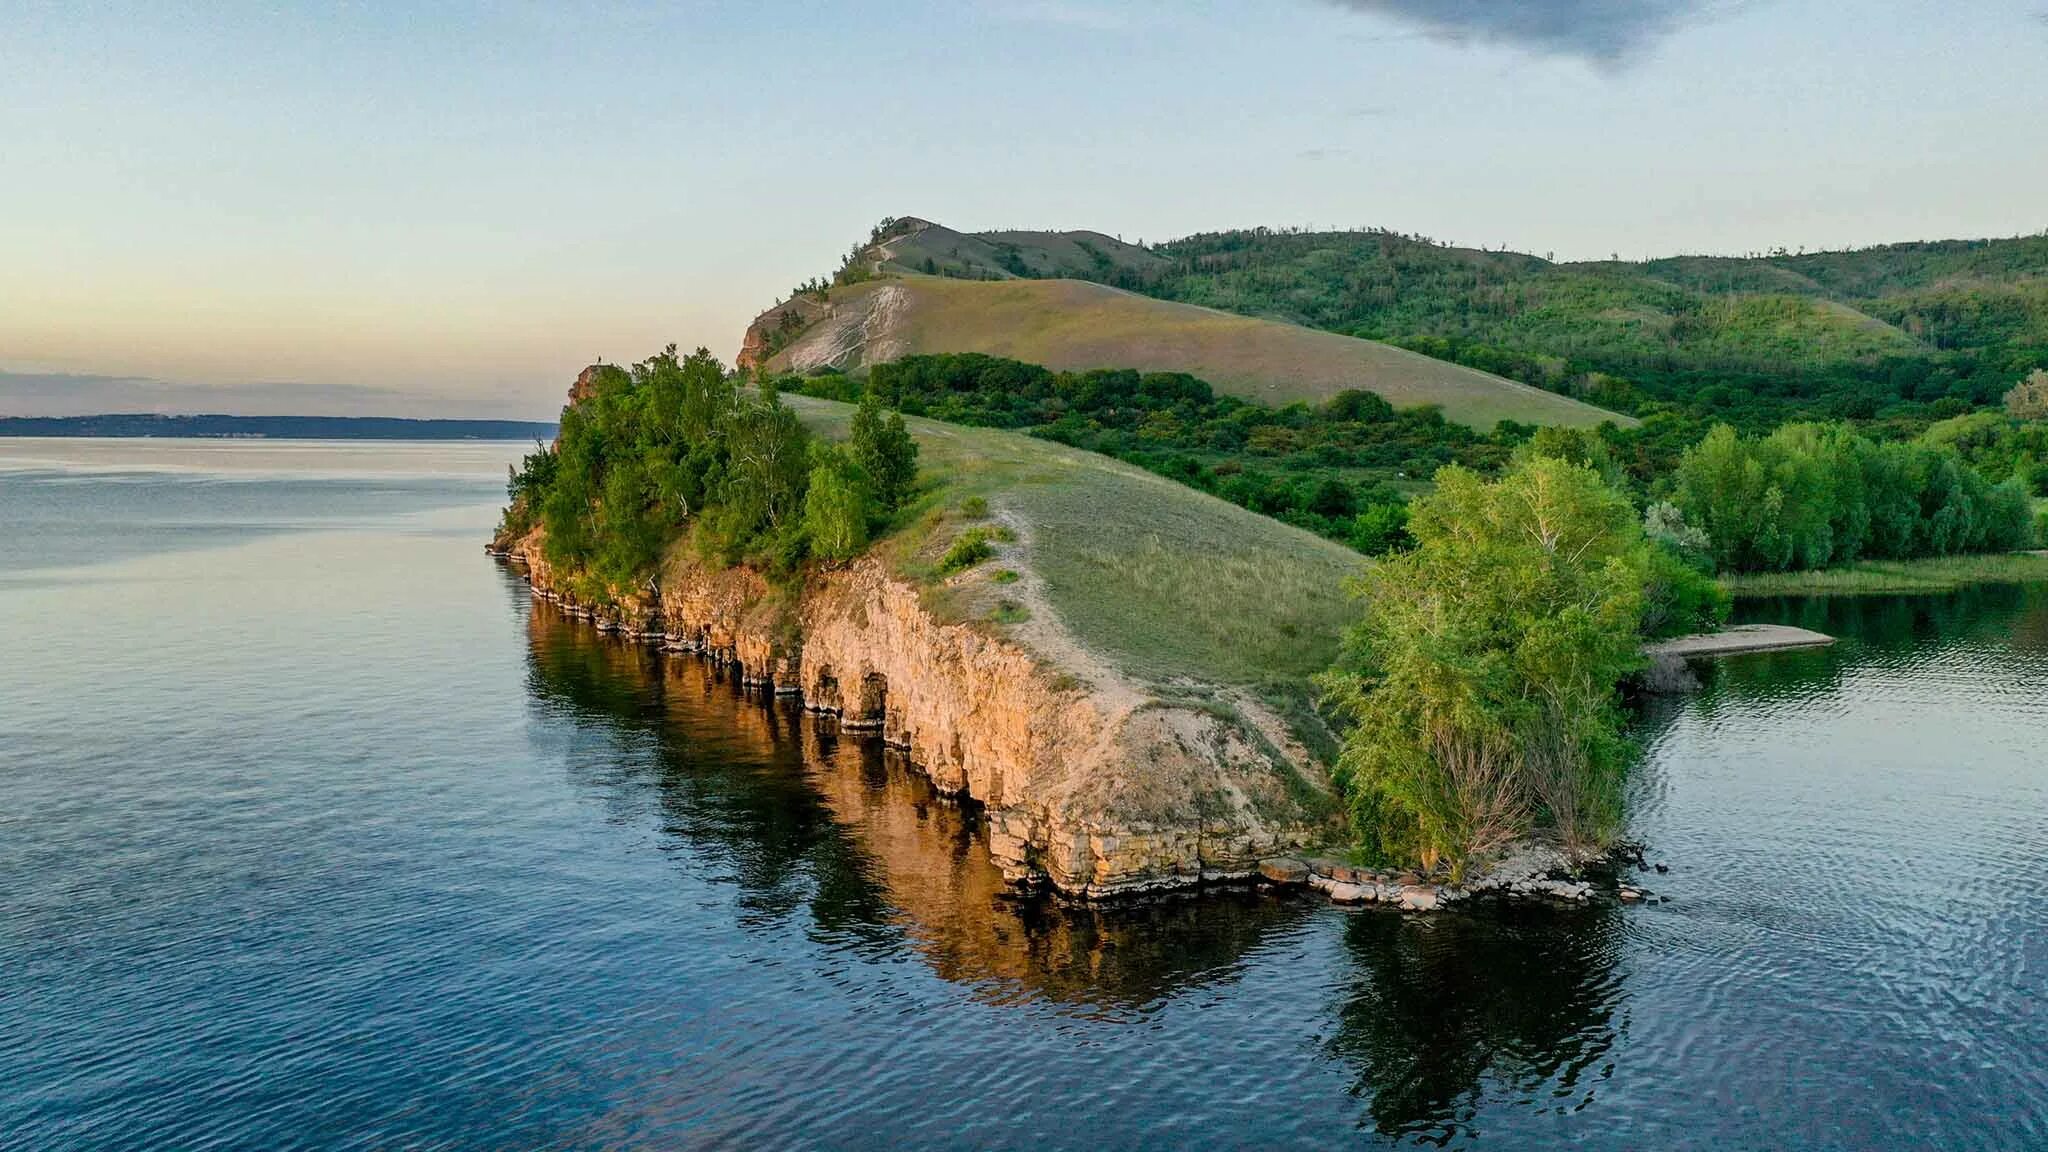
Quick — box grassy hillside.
[765,277,1627,430]
[783,394,1364,690]
[1099,228,2048,424]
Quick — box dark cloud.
[1317,0,1711,64]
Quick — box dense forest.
[1047,229,2048,434]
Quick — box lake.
[2,439,2044,1150]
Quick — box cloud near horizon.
[1317,0,1712,63]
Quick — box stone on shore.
[1258,857,1309,885]
[1398,886,1441,912]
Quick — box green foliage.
[850,393,920,513]
[792,353,1476,547]
[502,347,905,594]
[988,599,1031,624]
[1077,227,2048,430]
[938,526,1002,574]
[1724,552,2048,596]
[1676,422,2037,573]
[1920,408,2048,495]
[497,439,558,538]
[802,444,872,564]
[1322,458,1652,872]
[1347,503,1412,556]
[959,495,990,518]
[1639,544,1732,639]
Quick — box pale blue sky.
[4,1,2045,417]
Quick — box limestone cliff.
[494,526,1337,898]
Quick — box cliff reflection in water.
[519,601,1318,1013]
[519,596,1632,1141]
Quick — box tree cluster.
[1674,422,2038,573]
[785,353,1524,554]
[501,348,916,591]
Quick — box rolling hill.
[749,217,2048,430]
[746,234,1629,430]
[1113,229,2048,419]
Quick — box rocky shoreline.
[487,538,1336,900]
[1249,841,1667,912]
[492,542,1668,913]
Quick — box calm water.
[3,439,2045,1150]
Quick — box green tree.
[1322,458,1650,874]
[802,444,873,564]
[850,393,920,513]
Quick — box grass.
[1724,552,2048,597]
[769,277,1629,431]
[786,394,1366,689]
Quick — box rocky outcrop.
[496,528,1336,898]
[736,295,835,373]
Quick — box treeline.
[779,351,2042,576]
[783,352,1519,553]
[502,347,916,591]
[1673,424,2038,573]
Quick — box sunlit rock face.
[500,529,1335,898]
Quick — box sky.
[4,0,2045,419]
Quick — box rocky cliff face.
[736,294,834,373]
[496,526,1336,897]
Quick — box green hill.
[784,394,1364,691]
[750,217,2048,436]
[1099,229,2048,423]
[752,275,1627,431]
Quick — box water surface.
[2,439,2043,1150]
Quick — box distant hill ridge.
[0,414,558,440]
[741,218,1629,431]
[744,217,2048,427]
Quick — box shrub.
[989,599,1031,624]
[939,526,1001,573]
[1347,502,1412,556]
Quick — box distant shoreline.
[0,414,557,442]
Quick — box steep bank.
[495,527,1337,897]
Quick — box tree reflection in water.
[1326,903,1625,1144]
[520,592,1636,1139]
